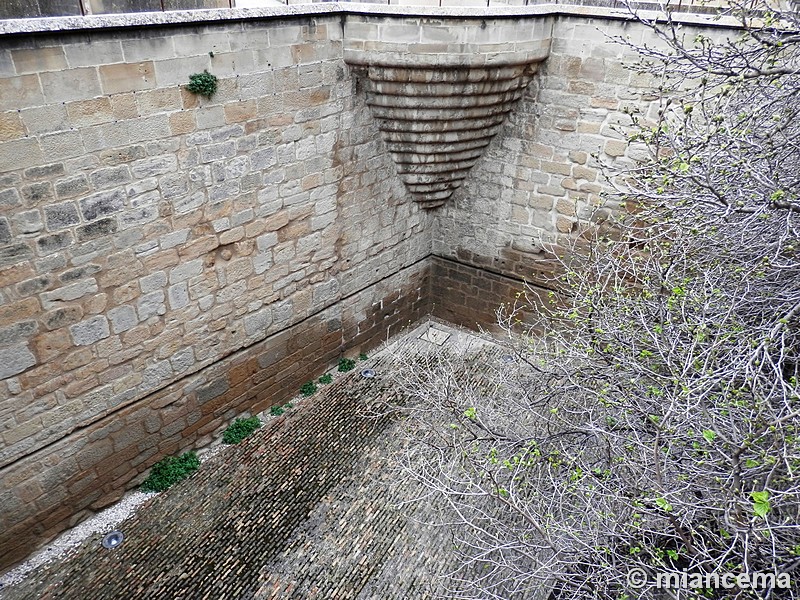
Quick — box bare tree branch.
[385,1,800,598]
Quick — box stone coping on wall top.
[0,2,743,36]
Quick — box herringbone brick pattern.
[2,344,457,600]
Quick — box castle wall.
[0,4,739,569]
[0,11,433,567]
[434,15,723,295]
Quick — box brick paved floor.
[0,323,480,600]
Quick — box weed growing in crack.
[222,416,261,445]
[300,381,318,397]
[140,451,200,492]
[338,357,356,372]
[185,70,217,98]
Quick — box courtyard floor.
[0,322,500,600]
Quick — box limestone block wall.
[0,0,230,19]
[0,3,741,571]
[344,14,551,207]
[433,15,726,294]
[433,15,650,289]
[0,12,433,567]
[430,255,547,333]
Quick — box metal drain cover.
[360,368,376,379]
[419,327,451,346]
[101,530,125,549]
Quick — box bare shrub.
[390,2,800,598]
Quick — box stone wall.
[0,0,230,19]
[0,3,741,571]
[0,11,434,568]
[1,260,430,568]
[0,0,746,19]
[433,15,723,292]
[430,256,547,334]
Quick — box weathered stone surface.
[244,306,272,338]
[167,282,189,310]
[99,61,155,95]
[20,182,54,205]
[54,176,89,200]
[131,155,178,178]
[24,163,65,180]
[108,305,137,334]
[0,243,33,267]
[0,9,677,576]
[41,279,98,309]
[76,217,118,242]
[89,165,131,189]
[79,189,125,221]
[0,111,25,142]
[12,210,44,236]
[17,274,52,297]
[42,306,84,331]
[0,217,11,244]
[69,315,110,346]
[60,264,101,283]
[196,378,228,403]
[0,344,36,379]
[0,188,21,208]
[141,360,173,392]
[168,258,203,284]
[138,271,167,294]
[36,231,73,255]
[0,321,38,346]
[137,290,166,320]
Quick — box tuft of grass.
[270,405,285,417]
[359,352,368,361]
[141,451,200,493]
[318,373,333,384]
[300,380,318,397]
[185,70,218,98]
[338,357,356,372]
[222,416,261,445]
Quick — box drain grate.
[418,327,451,346]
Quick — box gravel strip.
[0,491,156,594]
[0,320,497,599]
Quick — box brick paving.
[1,326,471,600]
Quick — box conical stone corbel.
[344,21,551,208]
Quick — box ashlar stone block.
[0,344,36,379]
[69,315,110,346]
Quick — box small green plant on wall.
[185,70,218,99]
[140,451,200,492]
[318,373,332,385]
[222,416,261,445]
